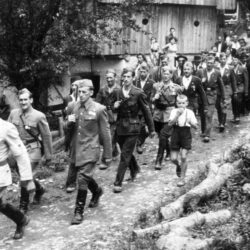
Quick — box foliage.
[0,0,151,106]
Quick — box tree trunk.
[156,210,232,250]
[160,160,240,220]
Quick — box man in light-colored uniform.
[0,118,34,239]
[8,88,53,213]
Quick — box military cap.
[106,69,116,76]
[77,79,93,89]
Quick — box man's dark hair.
[121,67,135,77]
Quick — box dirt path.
[0,115,249,250]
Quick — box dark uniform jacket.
[176,75,208,111]
[65,98,112,166]
[219,66,237,97]
[95,84,120,124]
[196,68,225,105]
[114,85,155,136]
[234,64,249,95]
[134,77,154,102]
[134,77,155,113]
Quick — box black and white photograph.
[1,0,250,249]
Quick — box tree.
[0,0,151,108]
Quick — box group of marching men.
[0,35,250,239]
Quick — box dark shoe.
[131,165,140,181]
[113,185,122,193]
[155,163,162,170]
[89,187,103,208]
[33,187,45,205]
[136,145,143,154]
[99,163,109,170]
[0,202,30,240]
[13,215,30,240]
[231,118,240,124]
[203,136,210,143]
[176,164,181,177]
[219,125,225,133]
[177,178,186,187]
[165,155,170,161]
[66,185,76,193]
[71,190,87,225]
[200,133,206,138]
[71,212,83,225]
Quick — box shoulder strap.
[19,114,40,142]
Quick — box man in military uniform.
[0,118,34,239]
[8,88,53,214]
[64,79,112,225]
[231,57,249,123]
[134,65,155,154]
[96,69,120,167]
[113,68,155,193]
[196,56,225,142]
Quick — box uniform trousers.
[114,135,139,187]
[198,104,206,134]
[232,92,245,118]
[75,162,99,192]
[215,95,226,126]
[204,104,215,137]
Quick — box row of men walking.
[1,48,249,238]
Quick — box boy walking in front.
[169,95,198,187]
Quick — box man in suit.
[214,35,227,56]
[134,65,155,154]
[231,56,249,122]
[0,118,34,239]
[176,61,208,132]
[175,55,188,78]
[113,68,155,193]
[96,69,120,167]
[217,53,237,131]
[196,56,225,142]
[8,88,53,214]
[64,79,112,225]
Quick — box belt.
[24,139,37,145]
[0,159,7,167]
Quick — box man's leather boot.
[89,187,103,208]
[71,189,87,225]
[33,179,45,204]
[155,144,164,170]
[19,187,29,214]
[0,201,30,240]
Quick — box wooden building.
[49,0,238,107]
[99,0,237,55]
